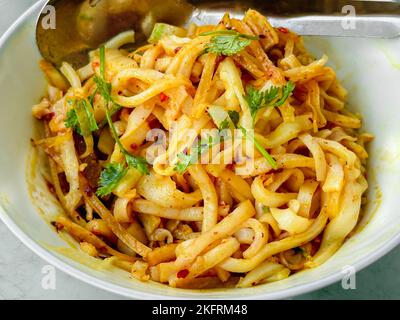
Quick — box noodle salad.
[31,9,372,289]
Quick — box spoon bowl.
[36,0,194,68]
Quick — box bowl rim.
[0,0,399,300]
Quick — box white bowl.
[1,1,400,300]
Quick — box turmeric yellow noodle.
[32,9,373,289]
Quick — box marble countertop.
[0,0,399,300]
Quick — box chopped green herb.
[174,153,193,175]
[293,247,312,260]
[148,23,187,44]
[174,135,217,174]
[245,81,295,120]
[88,88,97,106]
[81,99,98,132]
[99,46,106,78]
[228,110,240,128]
[200,30,259,56]
[95,45,149,175]
[125,153,150,176]
[96,163,127,197]
[104,104,149,175]
[218,118,230,130]
[240,126,278,170]
[98,103,122,128]
[219,110,240,130]
[93,75,112,103]
[65,99,98,136]
[245,85,279,118]
[65,108,80,134]
[94,46,123,128]
[262,206,270,214]
[275,81,296,107]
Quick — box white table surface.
[0,0,399,300]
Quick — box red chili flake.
[241,72,253,83]
[177,269,189,279]
[92,61,100,69]
[277,27,289,34]
[130,143,138,150]
[215,55,225,69]
[159,92,169,102]
[46,180,56,194]
[209,175,216,184]
[259,34,266,39]
[43,112,55,121]
[84,185,93,197]
[311,235,322,255]
[293,85,307,101]
[186,86,197,98]
[148,118,162,130]
[91,229,102,237]
[174,46,182,54]
[118,91,123,95]
[51,221,64,232]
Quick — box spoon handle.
[190,0,400,38]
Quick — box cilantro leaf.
[94,47,123,128]
[200,30,259,56]
[206,35,252,56]
[65,108,81,135]
[219,118,230,130]
[95,45,149,175]
[219,110,240,130]
[228,110,240,128]
[104,107,149,175]
[81,99,98,132]
[125,153,150,175]
[245,85,263,117]
[275,81,296,107]
[245,81,295,120]
[95,46,112,103]
[174,153,193,175]
[253,136,278,170]
[93,75,112,103]
[65,99,98,136]
[100,45,106,78]
[240,126,278,170]
[88,88,97,106]
[174,135,216,174]
[262,206,270,214]
[245,85,279,118]
[96,163,127,197]
[98,103,122,128]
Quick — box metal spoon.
[36,0,195,68]
[36,0,400,69]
